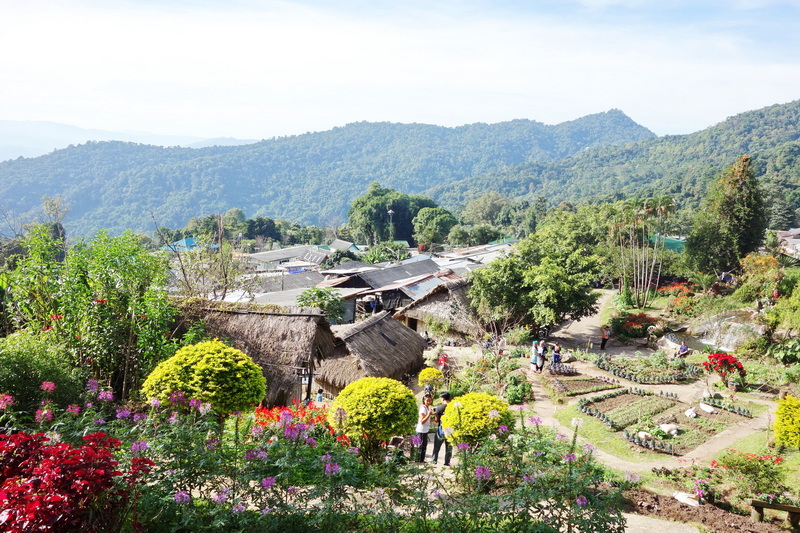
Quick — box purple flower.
[66,404,81,415]
[98,390,114,402]
[212,489,230,504]
[131,441,149,454]
[583,444,596,455]
[116,408,132,420]
[305,437,317,447]
[475,466,491,481]
[133,413,146,423]
[40,381,56,393]
[251,425,264,438]
[149,397,161,408]
[169,390,186,406]
[244,448,269,461]
[529,416,543,427]
[168,411,179,424]
[347,446,360,455]
[457,442,470,451]
[261,477,276,490]
[564,453,577,462]
[324,462,340,476]
[232,503,246,513]
[497,425,509,434]
[189,398,202,409]
[576,495,588,506]
[624,472,641,484]
[93,418,106,426]
[279,409,293,427]
[174,491,191,504]
[523,474,536,483]
[287,486,299,495]
[205,437,220,451]
[85,402,93,408]
[85,379,99,394]
[261,507,273,515]
[320,454,332,463]
[556,433,567,441]
[411,435,422,446]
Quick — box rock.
[561,354,577,363]
[684,407,697,418]
[661,414,678,425]
[659,423,679,435]
[673,491,701,507]
[637,431,653,441]
[698,403,716,414]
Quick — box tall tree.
[686,156,767,273]
[412,207,457,248]
[347,183,436,245]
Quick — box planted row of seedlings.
[594,355,701,384]
[696,396,753,418]
[622,429,679,455]
[550,377,620,397]
[547,363,579,376]
[577,388,678,430]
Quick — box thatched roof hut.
[315,311,426,396]
[177,300,336,406]
[393,279,482,339]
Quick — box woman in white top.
[415,394,433,462]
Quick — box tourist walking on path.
[415,394,433,462]
[600,325,610,350]
[535,341,547,373]
[431,392,452,466]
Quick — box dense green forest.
[429,100,800,223]
[3,101,800,239]
[0,111,653,237]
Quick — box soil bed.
[548,377,619,396]
[622,489,788,533]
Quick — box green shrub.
[767,339,800,365]
[504,327,532,346]
[141,339,266,416]
[328,377,416,462]
[774,394,800,450]
[418,367,444,389]
[0,330,86,411]
[505,373,533,405]
[440,392,514,445]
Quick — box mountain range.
[2,101,800,238]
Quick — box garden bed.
[595,354,702,384]
[548,376,620,397]
[578,389,678,430]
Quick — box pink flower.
[40,381,56,393]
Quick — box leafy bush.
[327,377,416,460]
[417,367,444,389]
[702,352,746,386]
[610,312,658,338]
[774,394,800,450]
[717,449,785,494]
[0,431,152,532]
[141,339,266,416]
[767,338,800,365]
[0,331,86,411]
[503,326,532,346]
[440,392,514,445]
[505,373,533,405]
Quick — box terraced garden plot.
[595,354,701,384]
[623,403,751,455]
[589,392,678,429]
[548,377,619,396]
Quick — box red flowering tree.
[702,352,746,386]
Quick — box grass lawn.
[553,404,661,463]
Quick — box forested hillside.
[0,111,653,236]
[428,100,800,223]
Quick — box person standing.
[552,343,562,365]
[431,392,452,466]
[600,326,610,350]
[535,342,547,373]
[415,394,433,462]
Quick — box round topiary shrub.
[440,392,514,445]
[417,367,444,389]
[328,377,416,459]
[141,339,266,416]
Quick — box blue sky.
[2,0,799,139]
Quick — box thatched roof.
[393,278,482,337]
[177,299,337,406]
[316,311,426,390]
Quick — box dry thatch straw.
[316,311,427,395]
[393,279,482,338]
[176,298,336,406]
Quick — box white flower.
[199,402,212,415]
[488,434,497,440]
[571,417,584,428]
[444,427,455,436]
[452,402,462,409]
[45,432,62,444]
[488,409,500,419]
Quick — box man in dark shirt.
[431,392,452,466]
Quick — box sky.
[2,0,800,140]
